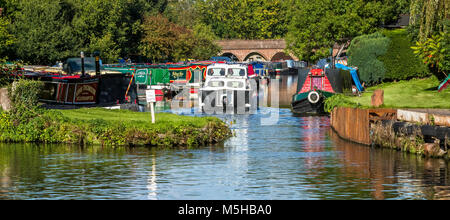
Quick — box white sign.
[146,89,156,103]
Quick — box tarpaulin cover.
[438,75,450,92]
[335,63,364,92]
[296,69,310,92]
[325,69,353,94]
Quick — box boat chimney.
[80,51,86,77]
[94,51,100,76]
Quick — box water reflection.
[0,110,449,200]
[147,155,157,200]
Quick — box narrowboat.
[133,63,211,104]
[17,57,139,106]
[268,61,307,79]
[291,67,354,115]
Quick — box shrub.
[9,79,44,108]
[347,32,390,86]
[380,29,430,81]
[324,94,359,113]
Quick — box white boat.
[204,63,248,83]
[199,76,255,114]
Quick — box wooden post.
[371,89,384,107]
[150,102,155,124]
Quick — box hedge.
[348,29,431,86]
[379,29,430,81]
[347,32,390,86]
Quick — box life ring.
[308,91,321,104]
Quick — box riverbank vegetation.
[0,79,232,147]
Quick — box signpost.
[146,89,156,124]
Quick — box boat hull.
[291,98,325,115]
[291,91,335,115]
[200,89,254,114]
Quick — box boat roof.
[207,63,248,69]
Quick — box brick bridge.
[215,39,298,62]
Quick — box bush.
[347,32,390,86]
[9,79,44,108]
[324,94,359,113]
[380,29,430,81]
[348,29,432,86]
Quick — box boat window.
[227,81,244,89]
[208,68,226,76]
[228,68,246,77]
[208,81,225,87]
[40,83,58,101]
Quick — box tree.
[196,0,289,39]
[409,0,449,79]
[6,0,77,64]
[410,0,448,42]
[139,15,220,63]
[285,0,408,63]
[0,17,14,58]
[5,0,168,64]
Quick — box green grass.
[346,76,450,109]
[57,108,218,129]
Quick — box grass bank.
[0,107,232,147]
[326,76,450,110]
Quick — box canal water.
[0,107,449,200]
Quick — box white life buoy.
[308,91,321,104]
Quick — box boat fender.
[308,91,320,104]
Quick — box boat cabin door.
[310,69,324,90]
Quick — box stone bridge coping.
[215,39,286,50]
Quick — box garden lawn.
[347,76,450,109]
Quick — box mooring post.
[81,51,86,77]
[94,51,100,76]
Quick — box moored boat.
[200,63,257,114]
[291,67,353,115]
[199,77,255,114]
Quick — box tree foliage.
[0,17,14,58]
[5,0,167,64]
[409,0,449,79]
[0,0,417,64]
[285,0,410,63]
[196,0,289,39]
[139,15,220,63]
[409,0,448,42]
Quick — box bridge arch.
[221,52,240,62]
[244,52,268,62]
[271,52,294,62]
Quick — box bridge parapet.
[215,39,298,62]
